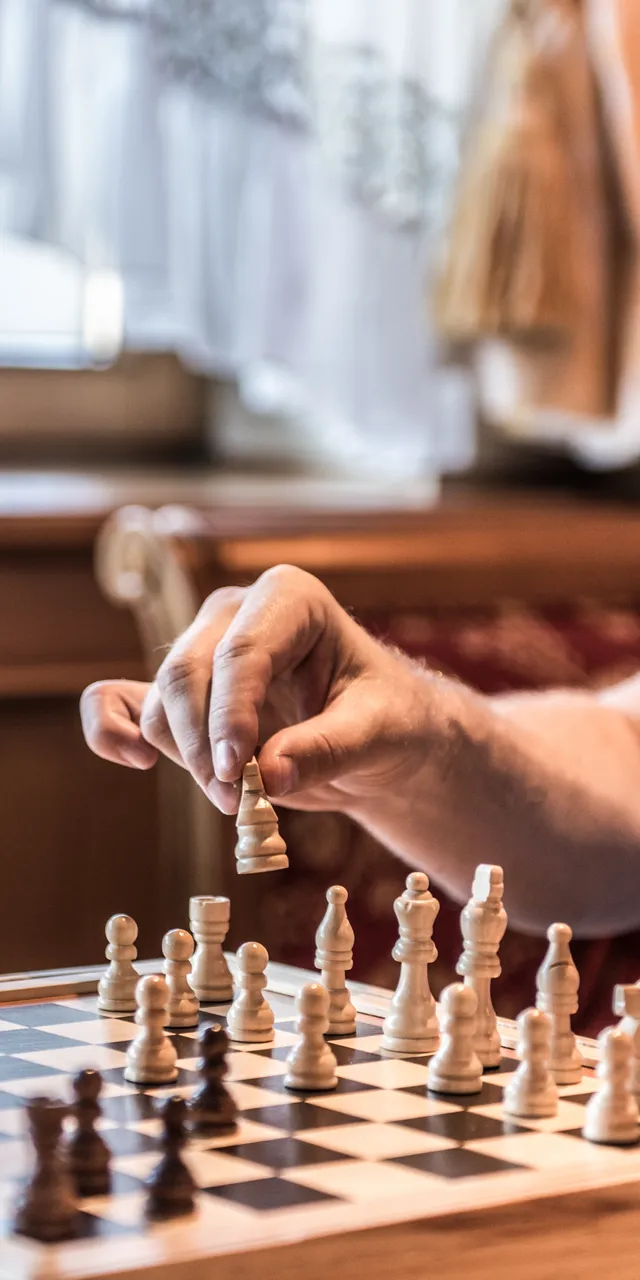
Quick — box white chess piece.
[97,914,139,1015]
[536,923,583,1085]
[188,896,233,1002]
[614,983,640,1100]
[285,983,338,1091]
[124,974,179,1085]
[227,942,274,1043]
[162,929,199,1029]
[315,886,356,1035]
[234,758,288,874]
[428,983,483,1095]
[583,1026,639,1145]
[381,872,440,1056]
[503,1008,558,1119]
[456,864,507,1068]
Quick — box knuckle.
[198,584,246,620]
[156,652,197,697]
[258,563,315,592]
[139,702,168,748]
[214,632,269,677]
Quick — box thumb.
[258,695,383,797]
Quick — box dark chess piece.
[145,1095,196,1221]
[187,1023,237,1134]
[68,1069,111,1197]
[13,1097,76,1242]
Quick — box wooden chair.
[95,489,640,1030]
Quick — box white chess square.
[226,1052,288,1082]
[0,1139,32,1183]
[298,1121,453,1161]
[336,1059,430,1090]
[235,1028,298,1052]
[38,1018,136,1045]
[228,1080,286,1111]
[466,1130,638,1171]
[17,1045,128,1072]
[284,1158,442,1202]
[313,1088,455,1124]
[472,1099,591,1133]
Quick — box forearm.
[348,673,640,938]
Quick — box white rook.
[188,896,233,1003]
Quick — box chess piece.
[503,1008,558,1119]
[13,1097,76,1242]
[187,1023,237,1134]
[145,1096,196,1220]
[382,872,440,1055]
[428,983,483,1095]
[536,922,583,1085]
[227,942,274,1043]
[234,758,288,874]
[285,983,338,1091]
[614,983,640,1099]
[67,1069,111,1197]
[163,929,199,1029]
[188,895,233,1002]
[124,974,179,1085]
[456,864,507,1069]
[97,914,139,1014]
[583,1026,639,1145]
[315,885,356,1035]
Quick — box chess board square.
[169,1035,201,1059]
[218,1137,355,1171]
[0,1057,60,1083]
[472,1099,591,1133]
[559,1085,599,1105]
[195,1118,285,1148]
[490,1057,520,1075]
[207,1176,340,1211]
[253,1042,377,1068]
[102,1127,159,1158]
[301,1121,453,1161]
[0,1029,85,1054]
[226,1052,289,1082]
[38,1019,137,1045]
[337,1060,430,1090]
[240,1102,367,1133]
[0,1140,32,1182]
[397,1111,528,1143]
[284,1158,441,1202]
[390,1147,527,1179]
[465,1130,623,1170]
[101,1092,160,1124]
[0,1073,74,1100]
[17,1046,128,1073]
[248,1073,376,1099]
[0,1089,35,1111]
[308,1088,456,1124]
[71,1209,140,1240]
[0,1021,27,1034]
[401,1080,505,1107]
[0,1004,96,1028]
[229,1080,288,1111]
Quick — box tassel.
[434,0,582,344]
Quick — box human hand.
[80,566,433,816]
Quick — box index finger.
[209,565,329,782]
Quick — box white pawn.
[428,983,483,1095]
[456,865,507,1068]
[124,974,179,1085]
[97,914,139,1015]
[235,758,289,874]
[162,929,199,1029]
[614,983,640,1099]
[188,896,233,1003]
[315,886,356,1035]
[227,942,274,1043]
[285,983,338,1092]
[503,1008,558,1119]
[583,1027,639,1145]
[382,873,440,1055]
[536,923,583,1085]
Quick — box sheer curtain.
[0,0,502,475]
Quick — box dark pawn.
[187,1023,237,1134]
[145,1096,196,1221]
[68,1069,111,1197]
[14,1097,76,1242]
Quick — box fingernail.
[274,755,298,795]
[214,740,239,781]
[122,749,148,770]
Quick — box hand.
[80,565,433,815]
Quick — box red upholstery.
[261,601,640,1036]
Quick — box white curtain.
[0,0,502,475]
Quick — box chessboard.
[0,961,639,1280]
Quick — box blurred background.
[2,0,640,1033]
